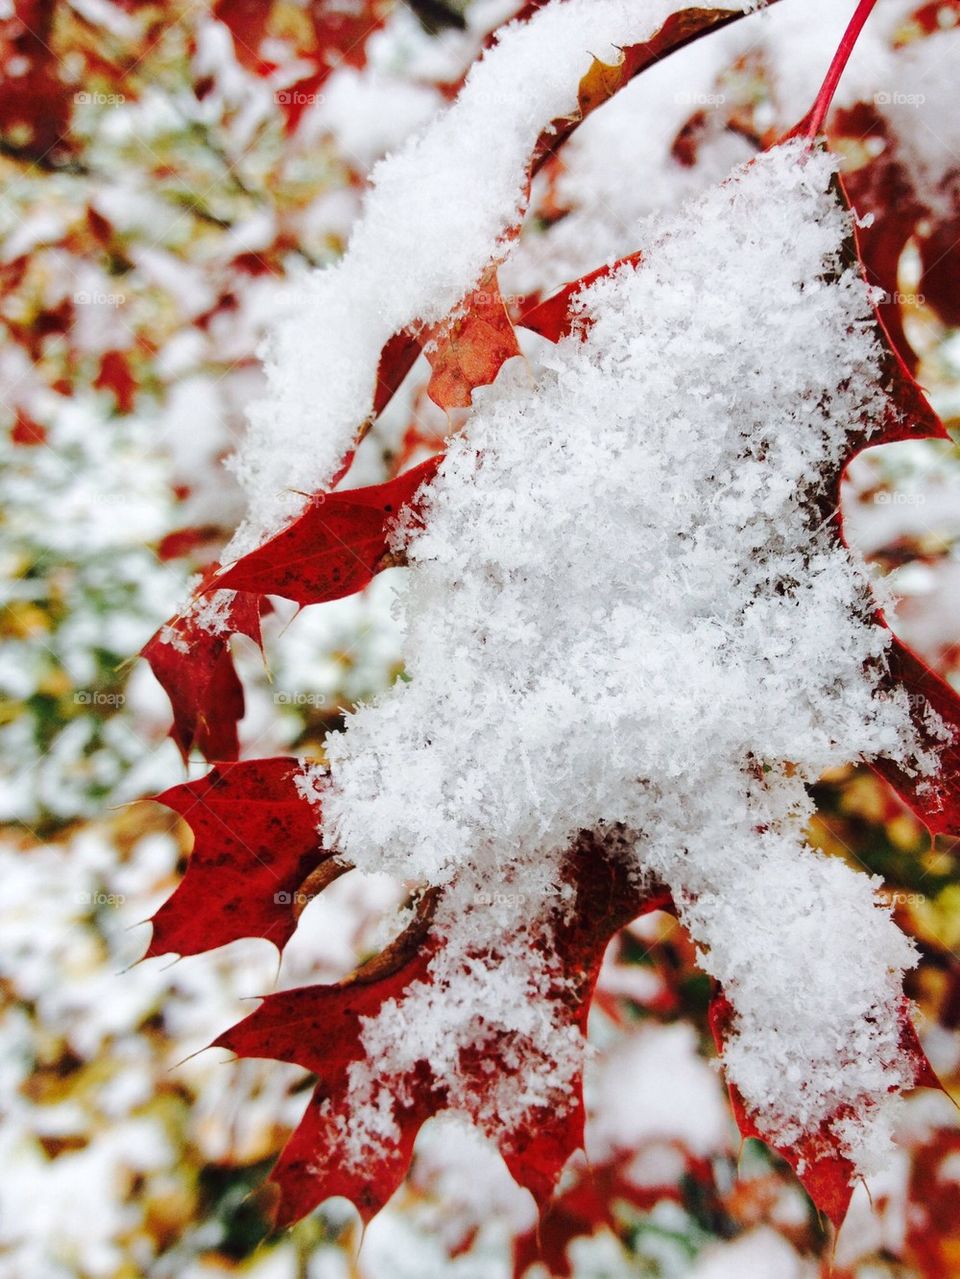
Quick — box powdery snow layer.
[502,0,927,300]
[320,141,939,1175]
[229,0,758,552]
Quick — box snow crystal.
[188,588,236,638]
[229,0,759,552]
[325,851,590,1166]
[320,141,940,1176]
[295,760,329,813]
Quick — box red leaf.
[214,456,442,607]
[155,525,221,562]
[142,579,264,762]
[498,1099,586,1209]
[513,1152,708,1278]
[373,329,423,417]
[512,1172,611,1279]
[215,830,669,1226]
[216,892,441,1225]
[365,9,772,467]
[710,994,857,1229]
[901,0,960,40]
[830,105,924,371]
[145,459,435,761]
[277,69,327,133]
[0,3,73,161]
[216,0,392,126]
[214,0,276,73]
[710,992,941,1230]
[424,6,771,384]
[11,410,46,446]
[530,7,755,177]
[906,1128,960,1277]
[789,156,960,838]
[918,207,960,328]
[93,350,137,414]
[148,758,334,958]
[869,636,960,837]
[308,0,391,76]
[516,252,644,343]
[425,268,521,409]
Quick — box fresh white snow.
[319,140,940,1176]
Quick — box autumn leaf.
[512,1148,712,1278]
[147,758,339,959]
[93,350,137,415]
[142,579,265,762]
[214,455,442,608]
[830,104,924,371]
[215,0,393,130]
[825,3,960,361]
[419,251,650,416]
[0,2,73,161]
[144,459,438,765]
[213,0,274,74]
[512,1171,613,1279]
[11,410,46,446]
[869,637,960,838]
[516,253,644,343]
[359,6,773,454]
[381,5,772,421]
[214,829,669,1226]
[373,329,424,417]
[424,268,522,410]
[710,992,939,1229]
[710,993,857,1228]
[530,7,756,174]
[813,156,960,839]
[902,0,960,38]
[906,1128,960,1277]
[215,887,442,1225]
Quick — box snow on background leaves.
[2,1,960,1277]
[325,140,930,1179]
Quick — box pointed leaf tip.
[147,757,328,959]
